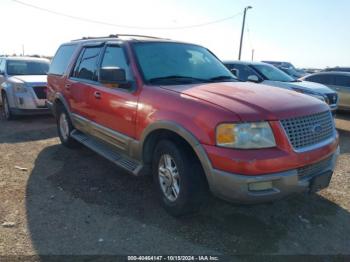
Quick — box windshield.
[7,60,49,75]
[133,42,236,84]
[251,64,295,82]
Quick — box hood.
[9,75,47,84]
[161,82,329,122]
[263,80,334,94]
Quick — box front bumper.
[209,147,339,204]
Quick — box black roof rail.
[71,34,167,42]
[114,34,167,40]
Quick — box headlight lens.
[216,122,276,149]
[14,83,27,93]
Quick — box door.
[334,75,350,109]
[66,45,103,121]
[88,44,138,150]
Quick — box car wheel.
[2,93,13,120]
[152,140,207,217]
[56,104,79,148]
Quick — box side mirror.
[230,68,238,77]
[99,67,126,84]
[247,75,260,83]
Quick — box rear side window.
[49,44,77,76]
[335,75,350,87]
[72,47,102,81]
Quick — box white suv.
[0,57,50,120]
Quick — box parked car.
[0,56,50,120]
[223,61,338,112]
[301,72,350,110]
[262,61,307,79]
[323,67,350,73]
[47,35,339,216]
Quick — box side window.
[304,75,317,82]
[0,59,5,73]
[335,75,350,87]
[100,45,132,81]
[306,74,334,85]
[227,64,258,81]
[49,45,77,76]
[73,46,102,81]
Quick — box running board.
[71,130,142,176]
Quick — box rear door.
[66,45,103,120]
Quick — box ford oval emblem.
[312,124,323,134]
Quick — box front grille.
[298,156,333,180]
[32,86,47,99]
[281,111,335,151]
[325,93,338,105]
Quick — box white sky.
[1,0,349,68]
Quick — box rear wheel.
[1,93,13,120]
[56,104,79,148]
[152,140,207,217]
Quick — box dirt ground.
[0,110,349,258]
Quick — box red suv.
[47,35,339,216]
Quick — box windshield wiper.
[208,75,237,82]
[148,75,209,84]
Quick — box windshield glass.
[133,42,236,84]
[251,64,294,82]
[7,60,49,75]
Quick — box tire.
[152,139,208,217]
[2,93,14,120]
[56,104,79,148]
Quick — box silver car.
[224,61,338,112]
[301,71,350,110]
[0,57,50,120]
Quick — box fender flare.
[138,120,214,184]
[52,92,71,118]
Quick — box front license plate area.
[310,171,333,193]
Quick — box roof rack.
[72,34,167,41]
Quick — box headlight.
[216,122,276,149]
[14,83,27,93]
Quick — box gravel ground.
[0,111,349,258]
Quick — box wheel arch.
[52,93,71,118]
[139,121,214,184]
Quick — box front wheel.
[152,140,207,217]
[2,93,13,120]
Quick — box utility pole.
[251,49,255,61]
[22,45,25,56]
[238,6,252,60]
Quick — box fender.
[52,92,71,118]
[1,82,16,108]
[135,120,215,184]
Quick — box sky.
[0,0,349,68]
